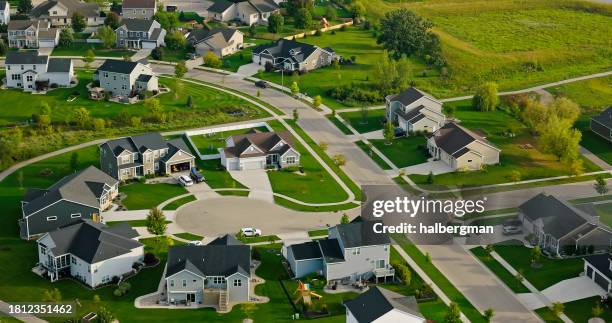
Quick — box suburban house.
[207,0,279,26]
[19,166,119,240]
[583,253,611,296]
[121,0,156,19]
[385,87,445,134]
[93,59,159,99]
[99,132,195,180]
[186,28,243,57]
[219,130,300,170]
[164,235,251,310]
[7,20,59,48]
[4,51,74,91]
[31,0,103,27]
[115,19,166,49]
[285,221,395,284]
[590,107,611,142]
[252,39,336,72]
[343,287,426,323]
[36,220,144,287]
[0,1,10,25]
[518,193,612,256]
[427,122,501,171]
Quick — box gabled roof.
[120,18,156,31]
[207,0,233,13]
[40,219,141,264]
[31,0,100,18]
[209,234,243,246]
[252,39,327,65]
[318,238,344,263]
[387,87,434,106]
[248,0,278,13]
[96,59,141,74]
[7,20,39,30]
[429,122,499,156]
[584,253,611,280]
[343,287,424,322]
[519,193,590,239]
[101,133,180,158]
[592,107,612,130]
[47,58,72,73]
[6,51,48,65]
[289,241,322,260]
[223,131,297,158]
[165,243,251,278]
[188,28,240,48]
[131,132,167,151]
[335,221,391,248]
[22,166,118,216]
[161,138,194,162]
[122,0,155,9]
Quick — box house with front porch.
[220,130,300,170]
[590,107,611,142]
[518,193,612,256]
[385,87,445,134]
[427,122,500,171]
[252,39,336,72]
[164,236,251,311]
[19,166,119,240]
[30,0,103,27]
[99,132,195,180]
[36,220,143,287]
[4,51,74,92]
[7,20,59,48]
[115,18,166,49]
[285,221,395,284]
[583,253,611,296]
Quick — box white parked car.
[178,175,193,187]
[188,240,203,246]
[241,227,262,237]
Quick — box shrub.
[144,252,157,265]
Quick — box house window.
[182,279,187,287]
[352,248,360,255]
[47,216,57,221]
[213,277,224,284]
[375,259,385,269]
[40,245,47,255]
[467,159,473,162]
[71,213,81,218]
[26,75,33,82]
[286,156,296,164]
[233,279,242,287]
[72,256,77,264]
[170,280,174,287]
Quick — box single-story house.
[427,122,501,171]
[220,130,300,170]
[252,39,336,72]
[583,253,611,296]
[344,287,426,323]
[385,87,445,134]
[186,28,244,57]
[207,0,279,26]
[590,107,611,142]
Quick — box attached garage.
[141,41,157,49]
[583,254,612,295]
[167,161,192,173]
[39,40,56,48]
[240,159,265,170]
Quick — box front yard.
[338,108,386,134]
[470,247,530,293]
[370,137,429,168]
[120,183,188,210]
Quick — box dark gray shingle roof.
[223,131,296,158]
[207,0,233,13]
[209,234,243,246]
[585,253,611,280]
[592,107,612,129]
[318,238,344,263]
[47,58,72,73]
[6,51,48,65]
[519,193,589,239]
[289,241,322,261]
[166,244,251,278]
[335,221,391,248]
[120,18,155,31]
[430,122,498,155]
[343,287,424,322]
[248,0,278,13]
[96,59,140,74]
[122,0,155,9]
[388,87,429,106]
[252,39,324,64]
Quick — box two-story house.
[121,0,156,19]
[93,59,158,99]
[286,221,395,284]
[0,1,10,25]
[5,51,74,91]
[344,287,426,323]
[19,166,119,240]
[252,39,336,72]
[219,130,300,170]
[164,235,251,311]
[385,87,446,134]
[36,220,144,287]
[207,0,279,26]
[518,193,612,256]
[99,132,195,180]
[186,28,244,57]
[31,0,103,27]
[590,107,611,142]
[427,122,501,171]
[115,18,165,49]
[7,20,59,48]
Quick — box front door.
[187,293,196,303]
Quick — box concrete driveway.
[542,276,606,303]
[229,169,273,203]
[131,49,152,62]
[236,63,264,76]
[402,160,454,175]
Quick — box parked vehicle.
[190,167,205,183]
[255,80,269,88]
[241,227,262,237]
[188,240,203,246]
[502,219,523,235]
[178,175,193,187]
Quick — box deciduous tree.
[104,12,121,29]
[174,61,187,78]
[71,12,86,32]
[97,25,116,49]
[146,208,167,237]
[472,82,499,112]
[594,175,609,196]
[165,30,186,50]
[59,28,74,47]
[267,13,284,34]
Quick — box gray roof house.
[100,132,195,180]
[186,28,244,57]
[583,253,611,296]
[0,1,10,25]
[285,221,394,283]
[343,287,426,323]
[252,39,336,72]
[36,220,144,287]
[20,166,119,240]
[4,51,74,92]
[93,59,159,99]
[31,0,103,27]
[115,18,166,49]
[121,0,156,20]
[386,87,445,134]
[219,130,300,171]
[519,193,612,256]
[164,236,251,310]
[590,107,611,142]
[7,20,59,48]
[427,122,501,171]
[207,0,279,26]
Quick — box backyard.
[50,43,134,58]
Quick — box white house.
[7,20,59,48]
[93,59,158,99]
[0,1,10,25]
[344,287,426,323]
[385,87,445,134]
[220,130,300,170]
[5,51,74,92]
[36,220,144,287]
[30,0,103,27]
[121,0,156,20]
[186,28,244,57]
[206,0,279,26]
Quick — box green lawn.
[216,190,250,197]
[339,109,386,133]
[162,195,197,210]
[594,202,612,227]
[548,76,612,109]
[326,115,353,135]
[307,229,328,237]
[355,141,392,170]
[51,43,134,58]
[564,296,612,323]
[236,234,280,244]
[173,232,204,241]
[535,306,564,323]
[106,219,171,227]
[274,196,359,212]
[220,38,268,72]
[370,136,429,168]
[120,183,187,210]
[494,245,584,290]
[189,126,268,155]
[470,247,530,293]
[152,47,190,62]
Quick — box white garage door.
[241,160,263,170]
[39,40,56,48]
[141,41,157,49]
